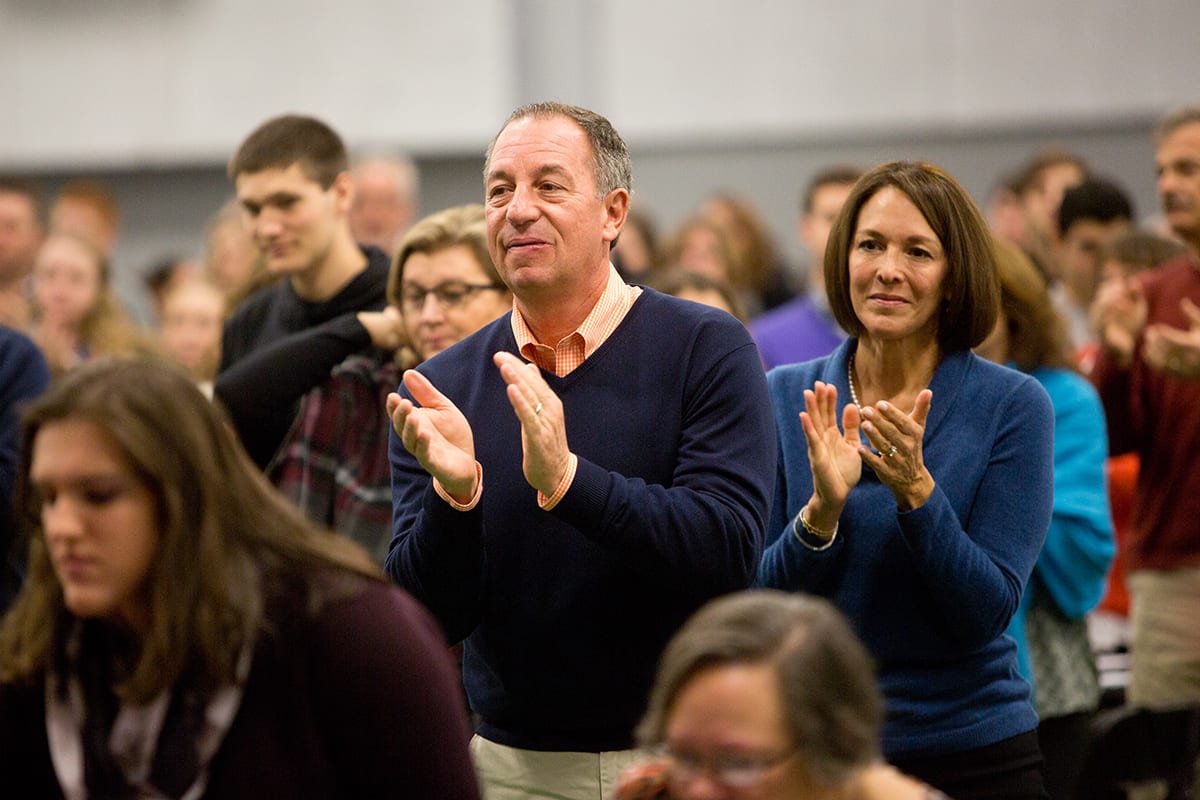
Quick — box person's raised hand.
[386,369,477,501]
[799,380,863,526]
[1143,297,1200,379]
[358,306,407,351]
[859,389,935,511]
[493,351,571,496]
[1092,277,1147,367]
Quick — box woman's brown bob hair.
[636,590,883,789]
[0,358,379,703]
[824,161,1000,352]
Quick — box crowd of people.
[0,100,1198,799]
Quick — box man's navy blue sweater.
[387,289,776,751]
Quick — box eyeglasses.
[654,744,797,788]
[400,281,505,313]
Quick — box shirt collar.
[509,263,638,358]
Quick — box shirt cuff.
[537,453,578,511]
[434,462,483,511]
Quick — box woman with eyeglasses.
[615,590,945,800]
[213,204,511,561]
[389,204,512,363]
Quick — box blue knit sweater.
[387,289,776,751]
[757,340,1054,760]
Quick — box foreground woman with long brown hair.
[0,358,479,799]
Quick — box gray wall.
[1,1,1194,319]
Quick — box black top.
[0,578,481,799]
[214,247,389,467]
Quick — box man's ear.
[331,171,355,216]
[602,188,630,246]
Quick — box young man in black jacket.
[216,114,391,469]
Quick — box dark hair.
[0,359,379,702]
[824,161,1000,352]
[991,237,1075,372]
[801,165,863,214]
[484,102,632,198]
[228,114,348,189]
[1057,178,1134,237]
[636,590,883,789]
[0,177,45,227]
[1104,229,1187,274]
[613,205,660,278]
[659,215,743,289]
[649,268,747,323]
[1011,148,1090,197]
[143,255,193,294]
[703,192,782,295]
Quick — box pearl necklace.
[848,353,862,408]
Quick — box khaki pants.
[1128,568,1200,706]
[470,735,640,800]
[1127,568,1200,800]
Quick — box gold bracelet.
[792,504,838,552]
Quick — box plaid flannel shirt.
[269,352,399,563]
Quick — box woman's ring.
[534,400,544,416]
[884,445,898,458]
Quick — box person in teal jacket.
[979,238,1115,800]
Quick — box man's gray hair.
[1157,106,1200,141]
[484,101,632,198]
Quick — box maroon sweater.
[1092,253,1200,573]
[0,580,481,799]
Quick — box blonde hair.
[34,233,157,372]
[387,204,497,307]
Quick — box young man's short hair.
[1057,178,1134,237]
[228,114,348,189]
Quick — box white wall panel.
[4,1,1199,168]
[0,0,513,167]
[603,0,1200,139]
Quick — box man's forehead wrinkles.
[487,154,578,185]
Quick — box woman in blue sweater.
[757,161,1054,800]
